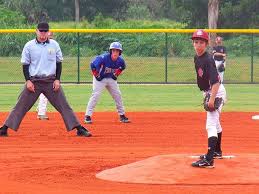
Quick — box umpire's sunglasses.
[39,29,49,32]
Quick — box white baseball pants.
[37,93,48,116]
[205,84,227,138]
[85,77,125,116]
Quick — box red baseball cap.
[191,29,209,42]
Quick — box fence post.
[165,33,168,83]
[77,32,80,84]
[251,33,254,83]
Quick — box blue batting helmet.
[109,42,123,52]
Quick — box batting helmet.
[109,42,122,51]
[191,29,209,42]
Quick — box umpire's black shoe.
[77,126,92,137]
[192,158,214,168]
[0,127,8,137]
[120,115,130,123]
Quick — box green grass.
[0,56,258,83]
[0,84,258,112]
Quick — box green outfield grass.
[0,84,258,112]
[0,56,258,83]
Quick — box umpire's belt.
[30,74,56,81]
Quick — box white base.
[252,115,259,120]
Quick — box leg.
[43,84,80,131]
[192,110,218,168]
[85,77,106,116]
[219,72,224,83]
[215,85,226,154]
[106,79,129,123]
[215,103,224,154]
[5,84,41,130]
[205,110,219,160]
[106,79,125,115]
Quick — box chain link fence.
[0,29,258,84]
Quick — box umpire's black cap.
[37,22,49,30]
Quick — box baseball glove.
[217,60,225,72]
[203,94,223,112]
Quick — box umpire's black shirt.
[194,52,220,91]
[213,45,226,61]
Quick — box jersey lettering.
[104,67,112,74]
[198,68,203,77]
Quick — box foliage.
[0,0,259,28]
[0,6,29,56]
[126,4,151,20]
[224,35,259,57]
[220,0,259,28]
[170,0,209,28]
[0,5,25,27]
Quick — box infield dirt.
[0,112,258,194]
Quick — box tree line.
[0,0,258,29]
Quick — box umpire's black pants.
[4,76,80,131]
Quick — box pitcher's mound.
[96,154,259,185]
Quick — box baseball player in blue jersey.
[0,22,92,137]
[84,42,130,124]
[191,30,227,168]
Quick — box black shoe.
[0,127,8,137]
[84,115,92,124]
[200,151,223,159]
[192,158,214,168]
[77,126,92,137]
[120,115,130,123]
[213,151,223,159]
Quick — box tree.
[75,0,80,22]
[208,0,219,46]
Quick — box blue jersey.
[90,53,126,79]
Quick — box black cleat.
[77,126,92,137]
[120,115,130,123]
[192,158,214,168]
[84,115,92,124]
[213,151,223,159]
[0,127,8,137]
[200,151,223,159]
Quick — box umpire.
[0,22,92,137]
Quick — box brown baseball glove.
[203,94,223,112]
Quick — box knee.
[207,127,218,138]
[91,91,102,97]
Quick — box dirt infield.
[0,112,259,194]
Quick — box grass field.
[0,56,258,83]
[0,84,259,112]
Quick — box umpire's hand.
[53,80,60,91]
[26,80,35,92]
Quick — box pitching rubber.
[252,115,259,120]
[189,155,235,159]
